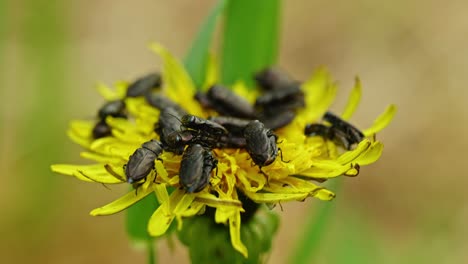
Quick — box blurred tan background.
[1,0,467,263]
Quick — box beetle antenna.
[104,164,126,182]
[77,170,112,190]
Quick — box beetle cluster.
[95,67,365,193]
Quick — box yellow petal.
[363,104,397,136]
[96,82,122,101]
[67,129,92,149]
[154,183,170,206]
[148,188,192,236]
[229,210,248,258]
[147,202,173,236]
[174,193,196,230]
[179,201,205,217]
[148,42,204,115]
[336,139,372,164]
[299,164,356,179]
[90,186,155,216]
[243,191,308,203]
[51,163,123,183]
[80,151,123,164]
[67,120,94,148]
[354,141,384,165]
[299,68,337,123]
[194,193,243,209]
[90,137,136,159]
[149,42,195,93]
[341,77,362,120]
[114,81,128,98]
[264,178,334,199]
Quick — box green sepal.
[178,205,279,264]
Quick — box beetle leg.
[133,177,147,195]
[278,148,291,163]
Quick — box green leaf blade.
[184,0,227,89]
[221,0,281,86]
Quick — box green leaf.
[126,191,159,243]
[221,0,281,86]
[289,180,342,264]
[184,0,227,88]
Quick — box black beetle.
[97,100,126,119]
[254,67,295,91]
[259,110,296,130]
[323,111,364,146]
[244,120,278,167]
[255,84,304,108]
[92,119,112,139]
[165,130,194,149]
[194,91,213,109]
[93,99,127,139]
[304,123,351,149]
[206,85,256,118]
[156,108,186,154]
[208,116,251,136]
[181,114,228,137]
[179,144,218,193]
[126,72,162,97]
[145,93,187,116]
[125,139,164,185]
[304,112,364,150]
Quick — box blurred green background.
[1,0,467,263]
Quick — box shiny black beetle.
[181,114,228,137]
[254,67,294,91]
[203,85,256,118]
[208,116,250,136]
[179,144,218,193]
[156,108,186,154]
[126,72,162,97]
[145,93,187,116]
[93,99,127,139]
[323,111,364,145]
[304,112,364,150]
[305,123,352,150]
[124,139,164,185]
[244,120,279,167]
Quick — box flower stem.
[147,240,156,264]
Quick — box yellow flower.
[51,43,396,258]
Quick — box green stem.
[147,240,156,264]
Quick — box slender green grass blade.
[289,180,342,264]
[184,0,227,88]
[20,0,67,240]
[221,0,281,86]
[0,0,7,129]
[328,212,381,264]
